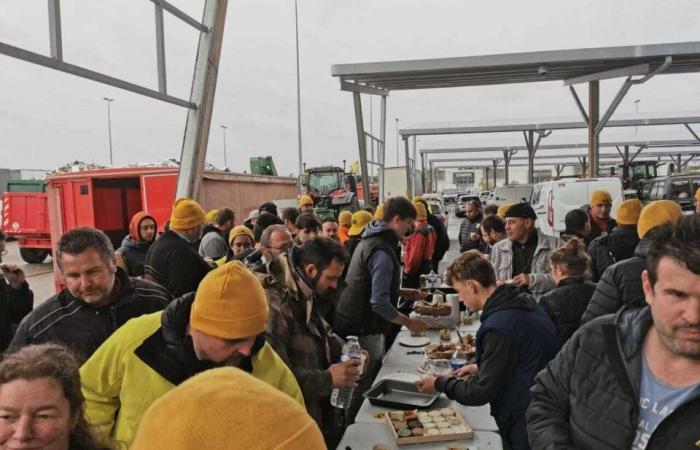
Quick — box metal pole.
[525,130,535,184]
[220,125,228,168]
[379,95,387,203]
[485,166,490,190]
[412,135,417,196]
[294,0,303,195]
[404,137,411,197]
[395,118,399,166]
[588,80,600,177]
[154,0,167,93]
[176,0,228,199]
[492,160,497,187]
[48,0,63,61]
[352,92,371,206]
[103,97,114,165]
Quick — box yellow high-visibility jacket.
[80,304,304,450]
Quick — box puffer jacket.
[580,239,648,324]
[538,277,596,345]
[427,213,450,264]
[458,212,484,252]
[117,212,157,277]
[490,229,563,295]
[527,305,700,449]
[257,248,344,429]
[80,294,303,450]
[587,225,639,282]
[9,269,170,362]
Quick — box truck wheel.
[19,248,49,264]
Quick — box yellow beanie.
[412,195,424,203]
[299,195,314,208]
[413,201,427,221]
[228,225,255,245]
[190,261,268,339]
[204,209,219,224]
[695,187,700,202]
[637,200,683,239]
[131,367,325,450]
[348,210,373,236]
[338,210,352,227]
[615,199,642,225]
[497,203,513,218]
[374,203,385,220]
[590,190,612,206]
[169,198,206,230]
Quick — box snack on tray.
[459,333,475,348]
[439,329,451,341]
[413,300,452,317]
[425,343,458,360]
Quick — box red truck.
[2,166,297,290]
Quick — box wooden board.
[384,408,474,445]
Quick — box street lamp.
[103,97,114,165]
[220,125,228,168]
[395,118,399,166]
[294,0,303,194]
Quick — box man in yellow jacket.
[80,261,303,449]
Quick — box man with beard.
[528,214,700,449]
[259,238,359,444]
[116,211,157,277]
[80,261,302,448]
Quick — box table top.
[337,423,502,450]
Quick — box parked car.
[530,177,623,237]
[479,190,492,204]
[427,201,448,225]
[490,185,534,206]
[638,174,700,213]
[442,188,459,204]
[455,195,482,218]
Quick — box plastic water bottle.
[427,270,438,288]
[330,336,362,409]
[450,348,468,372]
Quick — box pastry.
[448,416,461,425]
[439,329,451,341]
[411,427,424,436]
[428,410,442,417]
[391,420,406,429]
[419,416,432,424]
[417,412,430,421]
[407,420,421,429]
[413,300,452,317]
[439,428,452,435]
[403,410,418,421]
[426,343,458,360]
[389,411,403,421]
[397,428,412,437]
[425,428,440,436]
[439,408,454,416]
[422,422,437,429]
[436,421,450,429]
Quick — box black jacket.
[587,225,640,282]
[527,305,700,450]
[580,239,648,324]
[8,269,171,362]
[0,279,33,352]
[144,230,212,297]
[427,213,450,264]
[538,277,596,345]
[584,214,617,246]
[458,212,484,252]
[435,285,560,446]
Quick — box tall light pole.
[103,97,114,165]
[294,0,303,194]
[220,125,228,168]
[634,99,641,135]
[395,118,399,166]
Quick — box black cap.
[258,202,278,217]
[504,203,537,220]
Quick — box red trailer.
[2,192,51,263]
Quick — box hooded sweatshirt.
[118,212,157,277]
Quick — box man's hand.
[450,363,478,379]
[512,273,530,287]
[401,289,427,301]
[407,318,429,334]
[1,265,26,289]
[329,359,361,388]
[415,377,437,394]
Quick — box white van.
[491,185,534,206]
[530,177,623,237]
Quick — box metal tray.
[363,379,440,409]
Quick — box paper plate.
[397,335,431,347]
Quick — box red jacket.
[404,221,436,274]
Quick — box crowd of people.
[0,186,698,450]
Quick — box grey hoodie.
[362,220,402,322]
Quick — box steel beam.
[150,0,209,32]
[154,0,167,94]
[492,159,499,187]
[569,85,588,123]
[563,63,650,86]
[176,0,228,199]
[588,80,599,177]
[340,80,390,96]
[48,0,63,61]
[685,123,700,143]
[352,92,372,205]
[379,95,387,202]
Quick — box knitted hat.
[348,210,373,237]
[338,210,352,227]
[169,198,206,230]
[412,195,424,203]
[204,209,219,224]
[228,225,255,246]
[504,203,537,220]
[190,261,268,339]
[413,201,428,221]
[131,367,325,450]
[374,203,384,220]
[590,190,612,206]
[615,199,642,225]
[497,203,513,218]
[637,200,683,239]
[298,195,314,208]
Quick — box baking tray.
[364,379,440,409]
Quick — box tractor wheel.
[19,248,50,264]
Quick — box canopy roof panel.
[332,42,700,91]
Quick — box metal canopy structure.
[332,42,700,199]
[0,0,228,200]
[420,138,700,154]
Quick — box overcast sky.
[1,0,699,175]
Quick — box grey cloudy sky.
[1,0,699,175]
